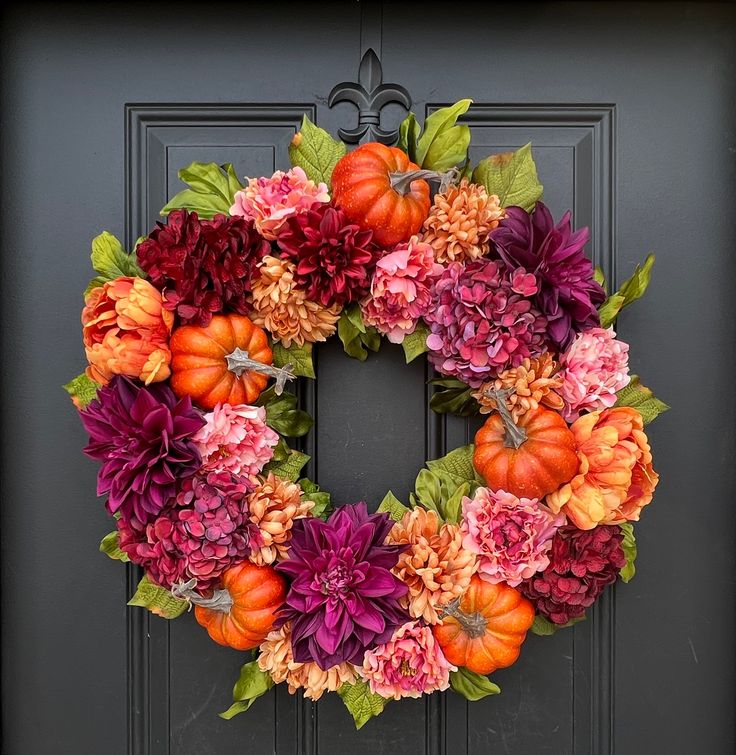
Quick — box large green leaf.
[619,522,637,583]
[410,468,472,524]
[298,478,332,519]
[288,115,346,188]
[63,373,99,409]
[401,322,430,363]
[413,99,473,171]
[128,575,187,619]
[598,254,655,327]
[161,161,243,218]
[99,531,129,562]
[376,491,410,522]
[219,660,274,720]
[85,231,145,295]
[272,341,315,379]
[614,375,669,425]
[258,387,314,438]
[472,143,543,211]
[337,304,381,361]
[337,680,387,729]
[426,445,479,485]
[264,450,310,482]
[449,668,501,701]
[429,378,479,417]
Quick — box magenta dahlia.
[275,502,409,670]
[491,203,605,350]
[118,471,254,591]
[136,209,270,326]
[425,259,548,386]
[80,376,204,530]
[276,204,377,308]
[519,525,625,624]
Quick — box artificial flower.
[82,276,173,385]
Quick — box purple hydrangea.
[276,502,409,670]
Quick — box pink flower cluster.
[461,487,564,587]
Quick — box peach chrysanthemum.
[250,256,340,347]
[247,473,314,565]
[420,179,505,263]
[258,623,356,701]
[388,507,477,624]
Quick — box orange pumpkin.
[331,142,431,247]
[169,314,272,410]
[432,575,534,675]
[194,562,286,651]
[474,404,579,499]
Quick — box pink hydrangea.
[192,403,279,477]
[361,621,455,699]
[558,327,630,421]
[361,236,443,344]
[461,487,564,587]
[229,167,329,240]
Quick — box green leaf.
[594,265,607,292]
[449,668,501,701]
[426,445,478,485]
[264,450,310,482]
[271,436,291,462]
[288,115,346,189]
[598,254,655,327]
[410,468,472,523]
[619,522,637,583]
[259,388,314,438]
[337,679,387,729]
[614,375,669,425]
[429,378,479,417]
[298,478,332,519]
[415,99,473,171]
[472,143,543,211]
[272,341,315,379]
[530,614,586,636]
[63,373,99,409]
[161,162,243,219]
[86,231,145,294]
[401,322,430,363]
[128,575,187,619]
[396,112,420,161]
[99,531,129,562]
[377,491,410,522]
[219,660,274,720]
[337,305,381,361]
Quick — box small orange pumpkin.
[331,142,431,247]
[169,314,272,410]
[473,400,579,500]
[432,575,534,675]
[194,562,286,651]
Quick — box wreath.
[65,99,668,728]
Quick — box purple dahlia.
[80,376,204,530]
[491,202,606,350]
[276,502,409,670]
[425,259,548,386]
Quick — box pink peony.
[229,167,329,240]
[558,327,630,421]
[192,403,279,477]
[461,487,564,587]
[361,620,455,699]
[361,236,443,344]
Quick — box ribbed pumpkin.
[432,575,534,675]
[474,404,579,499]
[194,562,286,651]
[331,142,431,247]
[169,314,271,410]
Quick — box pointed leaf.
[100,531,129,562]
[449,668,501,701]
[272,341,315,379]
[338,306,381,361]
[264,450,310,482]
[401,322,430,363]
[219,660,274,719]
[63,373,99,409]
[161,162,244,218]
[337,680,387,729]
[599,254,655,327]
[128,575,187,619]
[415,99,473,171]
[619,522,637,583]
[472,143,543,211]
[288,115,346,188]
[614,375,669,425]
[396,112,420,161]
[429,378,479,417]
[298,478,332,519]
[87,231,144,294]
[377,491,410,522]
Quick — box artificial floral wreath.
[65,99,668,727]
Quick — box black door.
[2,3,735,754]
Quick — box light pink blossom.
[361,236,443,344]
[558,326,630,421]
[192,403,279,477]
[361,621,455,699]
[229,166,329,240]
[461,487,564,587]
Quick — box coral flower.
[82,276,174,385]
[547,407,659,529]
[361,620,455,699]
[229,166,330,240]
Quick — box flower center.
[399,660,415,677]
[320,564,352,597]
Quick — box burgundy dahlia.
[276,502,409,670]
[80,376,204,530]
[425,259,548,387]
[519,524,626,624]
[276,204,377,307]
[491,202,606,350]
[136,208,270,326]
[118,471,254,592]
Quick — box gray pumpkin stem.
[171,579,234,614]
[484,388,527,449]
[389,167,460,195]
[225,347,296,395]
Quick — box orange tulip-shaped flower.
[82,276,174,385]
[547,406,658,529]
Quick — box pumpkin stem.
[440,598,488,639]
[486,388,527,449]
[389,167,460,196]
[225,347,296,395]
[171,579,234,613]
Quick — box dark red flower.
[136,209,270,326]
[276,204,377,308]
[519,524,625,624]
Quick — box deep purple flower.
[80,376,205,530]
[491,202,606,350]
[276,502,409,670]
